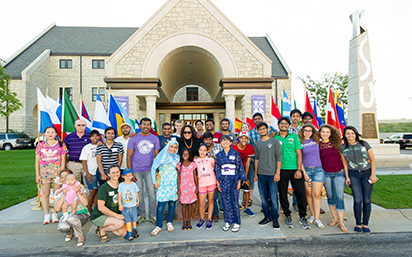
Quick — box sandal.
[123,231,134,241]
[187,222,193,230]
[96,226,110,242]
[338,223,348,233]
[328,219,339,227]
[65,234,73,242]
[76,236,85,247]
[249,199,253,207]
[212,215,219,222]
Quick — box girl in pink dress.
[177,149,198,230]
[55,174,81,222]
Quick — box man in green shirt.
[274,117,310,230]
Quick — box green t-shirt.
[90,182,119,220]
[274,132,302,170]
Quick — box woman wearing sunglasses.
[179,125,203,158]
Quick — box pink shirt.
[36,141,68,179]
[61,181,81,204]
[194,156,216,187]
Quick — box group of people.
[34,109,378,246]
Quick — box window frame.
[92,60,105,69]
[59,59,72,69]
[92,87,105,102]
[186,87,199,101]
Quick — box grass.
[344,174,412,209]
[379,122,412,133]
[0,149,37,210]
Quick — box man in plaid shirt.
[249,113,278,146]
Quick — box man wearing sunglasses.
[64,119,91,185]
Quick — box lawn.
[344,174,412,209]
[0,149,37,210]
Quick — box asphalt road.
[2,232,411,257]
[401,148,412,155]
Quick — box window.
[92,87,105,102]
[59,88,73,101]
[59,59,72,69]
[92,60,105,69]
[0,135,6,140]
[8,134,19,139]
[186,87,198,101]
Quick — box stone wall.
[172,84,212,103]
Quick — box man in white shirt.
[115,123,132,170]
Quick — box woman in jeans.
[340,126,377,234]
[319,125,348,232]
[298,124,325,229]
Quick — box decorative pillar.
[224,95,236,123]
[145,95,157,123]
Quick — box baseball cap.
[120,123,131,129]
[122,168,133,176]
[238,131,250,139]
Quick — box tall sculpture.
[348,10,379,143]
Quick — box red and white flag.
[271,95,281,130]
[304,91,319,129]
[326,87,341,132]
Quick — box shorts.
[122,206,138,224]
[240,182,250,192]
[305,166,325,183]
[91,215,109,227]
[247,160,255,190]
[40,176,61,184]
[84,169,101,190]
[199,184,216,194]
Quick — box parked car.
[0,133,32,151]
[384,133,412,149]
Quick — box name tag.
[108,191,115,196]
[279,141,283,145]
[112,148,118,152]
[221,164,235,175]
[229,155,235,160]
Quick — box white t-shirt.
[79,143,98,175]
[115,136,130,170]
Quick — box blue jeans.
[212,189,224,217]
[324,170,346,211]
[258,174,279,221]
[349,169,374,226]
[156,200,177,228]
[135,171,157,219]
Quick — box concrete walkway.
[1,169,411,250]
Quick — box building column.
[224,95,236,123]
[145,95,157,123]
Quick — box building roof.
[5,25,289,79]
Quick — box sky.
[1,0,411,119]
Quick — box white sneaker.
[307,215,315,224]
[166,222,174,232]
[150,226,162,236]
[52,213,59,223]
[232,223,240,232]
[222,223,231,231]
[43,214,50,225]
[314,219,325,229]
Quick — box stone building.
[2,0,291,136]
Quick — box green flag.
[62,89,78,132]
[294,99,297,109]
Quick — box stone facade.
[172,84,212,103]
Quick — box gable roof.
[5,26,288,79]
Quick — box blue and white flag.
[92,94,111,135]
[281,89,292,118]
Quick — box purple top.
[127,133,160,173]
[319,141,344,172]
[302,138,322,167]
[64,132,91,162]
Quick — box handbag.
[155,165,169,184]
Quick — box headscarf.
[151,140,180,175]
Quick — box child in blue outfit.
[118,168,140,240]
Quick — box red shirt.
[212,132,223,144]
[319,141,344,172]
[232,144,255,168]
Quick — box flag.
[108,94,126,136]
[92,94,111,135]
[57,98,63,123]
[304,91,319,129]
[246,117,256,130]
[79,100,93,132]
[153,120,160,135]
[281,89,292,118]
[62,89,78,133]
[45,95,65,139]
[149,127,159,136]
[134,119,141,133]
[37,88,54,134]
[313,97,323,127]
[326,87,340,132]
[234,118,243,133]
[335,90,346,135]
[271,95,281,130]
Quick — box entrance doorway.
[171,113,213,133]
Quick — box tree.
[0,59,22,118]
[297,72,348,122]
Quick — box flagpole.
[61,82,65,140]
[303,83,307,111]
[37,87,40,144]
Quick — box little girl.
[56,174,81,222]
[176,148,198,230]
[150,140,180,236]
[194,143,216,230]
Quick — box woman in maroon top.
[318,125,348,232]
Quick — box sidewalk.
[1,171,411,250]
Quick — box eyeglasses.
[279,122,289,125]
[183,131,192,134]
[76,124,86,127]
[258,128,267,131]
[303,130,312,133]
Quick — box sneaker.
[244,208,255,217]
[314,219,325,229]
[137,216,146,226]
[150,226,162,236]
[258,217,271,227]
[362,226,371,234]
[52,213,59,223]
[166,222,174,232]
[149,217,156,226]
[307,215,315,224]
[206,219,213,230]
[299,217,311,230]
[43,214,50,225]
[285,216,293,228]
[232,223,240,232]
[354,226,362,234]
[320,208,325,214]
[219,209,224,213]
[222,222,231,231]
[273,220,280,230]
[196,219,205,229]
[293,205,299,214]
